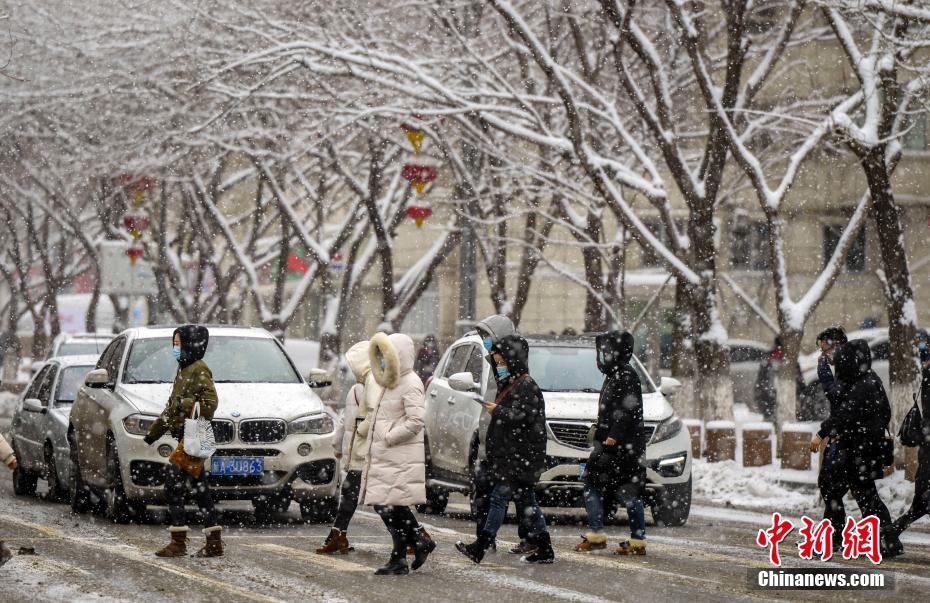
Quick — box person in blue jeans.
[575,331,647,555]
[456,335,554,564]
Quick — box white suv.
[68,326,339,522]
[420,334,693,526]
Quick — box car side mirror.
[660,376,682,398]
[84,368,109,388]
[449,372,479,392]
[307,368,333,388]
[23,398,46,413]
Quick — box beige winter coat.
[0,433,15,468]
[360,332,426,507]
[339,341,373,473]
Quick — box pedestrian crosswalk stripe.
[250,543,371,572]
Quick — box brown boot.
[155,526,189,558]
[614,539,646,556]
[407,527,431,555]
[573,532,608,552]
[194,526,224,558]
[316,528,353,555]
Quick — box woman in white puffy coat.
[361,332,434,575]
[316,341,371,555]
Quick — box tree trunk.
[773,328,803,431]
[863,149,919,433]
[670,279,697,419]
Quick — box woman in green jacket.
[144,325,224,558]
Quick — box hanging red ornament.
[125,246,144,265]
[402,163,437,194]
[406,205,433,228]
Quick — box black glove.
[143,433,158,446]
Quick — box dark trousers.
[481,481,548,540]
[891,446,930,537]
[819,443,892,537]
[165,464,219,527]
[374,505,419,559]
[333,470,362,531]
[473,462,529,541]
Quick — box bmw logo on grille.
[231,410,241,418]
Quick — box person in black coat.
[574,331,647,556]
[456,335,554,564]
[817,339,902,557]
[887,332,930,545]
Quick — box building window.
[401,280,440,336]
[823,224,866,272]
[730,217,771,270]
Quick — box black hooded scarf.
[175,324,210,369]
[827,339,890,457]
[483,335,547,484]
[587,331,646,487]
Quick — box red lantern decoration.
[125,246,144,265]
[402,163,437,194]
[122,210,150,234]
[406,205,433,228]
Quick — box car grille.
[239,419,287,443]
[548,421,658,449]
[212,420,234,444]
[212,448,281,457]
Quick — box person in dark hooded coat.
[144,325,224,558]
[575,331,647,556]
[817,339,901,557]
[456,335,554,564]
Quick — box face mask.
[920,342,927,351]
[172,345,181,361]
[379,356,386,370]
[496,366,509,379]
[597,350,605,365]
[483,337,493,352]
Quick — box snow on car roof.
[126,325,273,339]
[45,354,101,367]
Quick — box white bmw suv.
[420,334,693,526]
[68,326,339,522]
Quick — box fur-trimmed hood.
[345,340,371,384]
[369,332,415,389]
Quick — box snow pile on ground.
[694,457,918,520]
[0,392,19,418]
[693,459,819,514]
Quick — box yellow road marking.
[250,543,371,573]
[0,515,284,603]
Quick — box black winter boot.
[455,532,494,564]
[375,529,409,576]
[411,528,436,570]
[521,532,555,564]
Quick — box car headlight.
[289,414,334,435]
[651,415,683,444]
[652,453,688,478]
[123,414,159,436]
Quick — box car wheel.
[104,437,145,524]
[299,497,338,523]
[416,485,449,515]
[69,433,103,515]
[44,442,68,503]
[650,476,692,527]
[12,440,39,497]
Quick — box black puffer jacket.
[484,336,547,485]
[828,340,890,477]
[586,331,646,487]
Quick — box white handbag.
[183,402,217,459]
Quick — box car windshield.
[527,346,655,393]
[56,365,94,403]
[123,336,301,384]
[57,341,108,357]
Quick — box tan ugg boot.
[155,526,189,558]
[316,529,353,555]
[573,532,608,552]
[614,539,646,556]
[195,526,225,558]
[407,527,432,555]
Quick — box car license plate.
[578,463,586,478]
[210,457,264,476]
